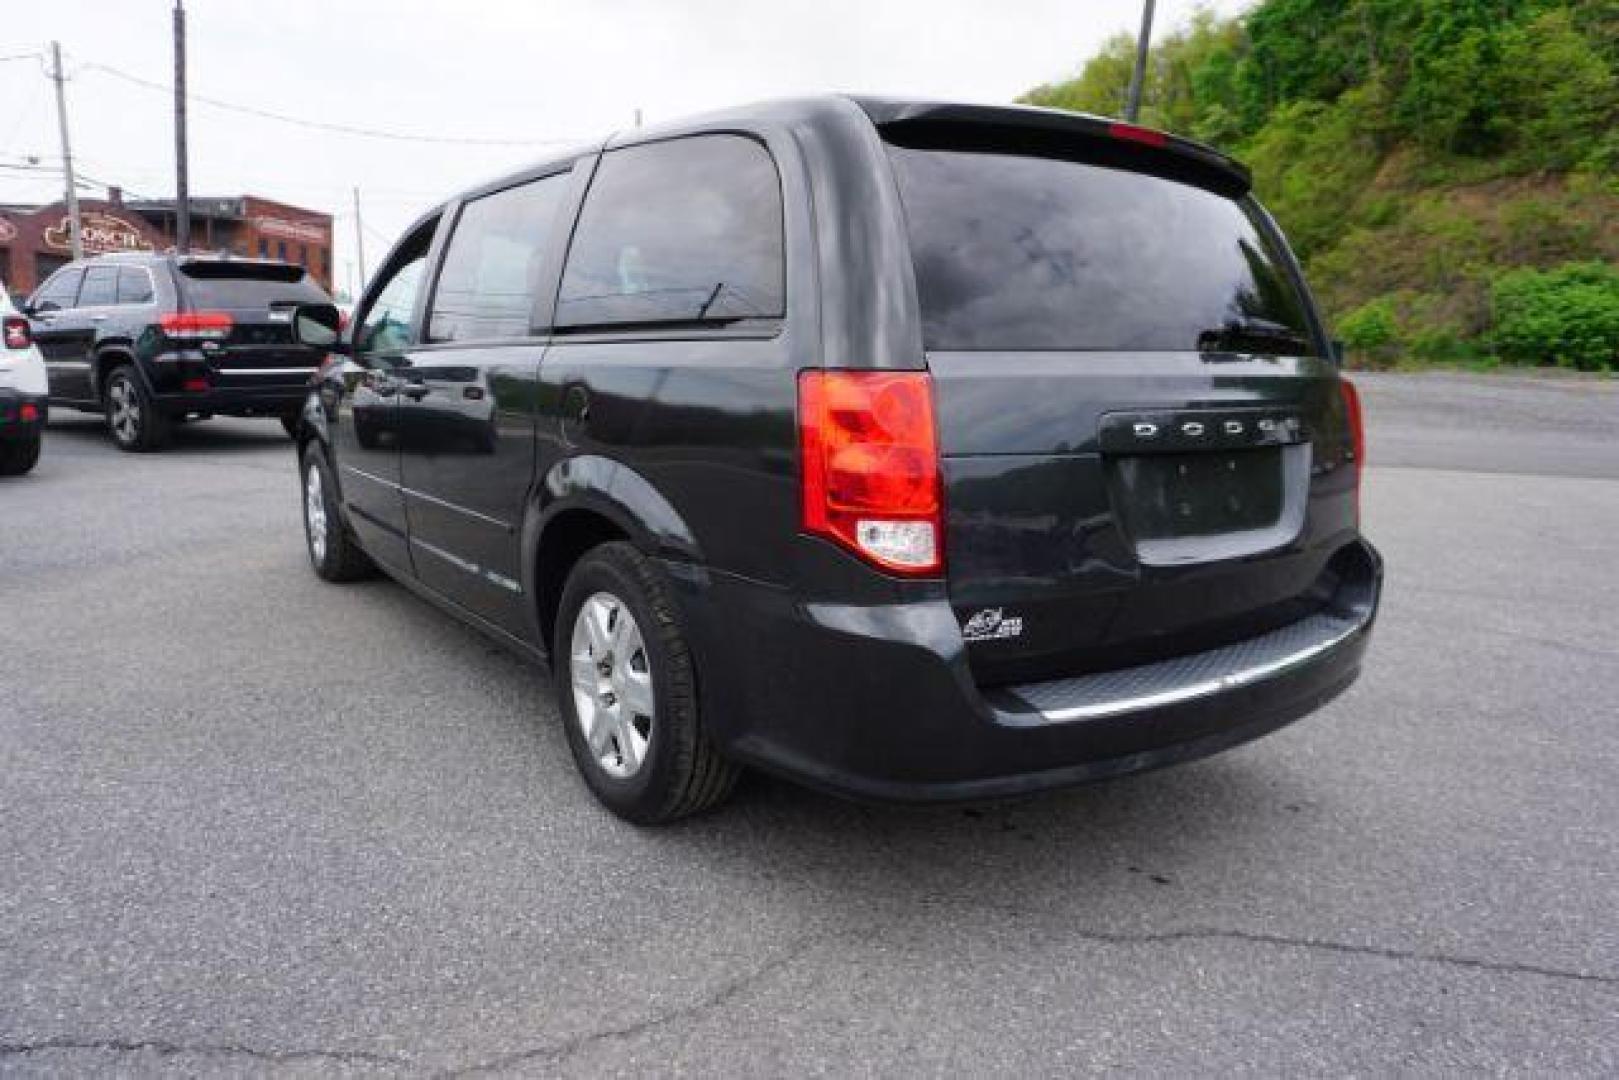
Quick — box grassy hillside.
[1020,0,1619,370]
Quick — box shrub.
[1338,298,1400,349]
[1491,262,1619,371]
[1337,297,1403,367]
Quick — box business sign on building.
[44,210,155,255]
[254,215,327,245]
[42,210,154,257]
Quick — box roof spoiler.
[857,99,1252,199]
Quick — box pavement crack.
[956,907,1618,987]
[0,1035,404,1067]
[445,932,823,1076]
[1159,926,1619,986]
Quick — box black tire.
[0,433,41,476]
[280,412,301,440]
[299,443,376,582]
[103,364,170,452]
[555,541,739,824]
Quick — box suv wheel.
[0,433,41,476]
[104,365,170,452]
[300,444,375,582]
[556,542,738,824]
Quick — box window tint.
[429,172,570,342]
[78,266,119,307]
[557,135,784,329]
[180,263,327,308]
[886,145,1315,354]
[117,266,154,305]
[33,267,83,310]
[358,258,427,356]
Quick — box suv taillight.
[798,370,943,576]
[160,311,233,340]
[1341,377,1365,520]
[3,316,29,350]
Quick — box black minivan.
[291,97,1380,823]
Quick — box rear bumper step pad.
[995,607,1369,723]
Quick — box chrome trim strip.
[341,464,399,491]
[409,537,525,594]
[1026,617,1365,723]
[411,535,480,575]
[399,483,513,532]
[483,570,524,594]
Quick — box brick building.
[0,190,333,296]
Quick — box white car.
[1,281,47,475]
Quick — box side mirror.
[1328,338,1347,365]
[32,300,58,315]
[291,303,346,351]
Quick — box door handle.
[89,314,108,322]
[401,383,431,400]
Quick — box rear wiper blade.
[1196,318,1313,352]
[695,281,725,320]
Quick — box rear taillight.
[1341,377,1365,520]
[160,311,233,341]
[3,316,29,350]
[798,370,943,576]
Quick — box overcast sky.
[2,0,1250,297]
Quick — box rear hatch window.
[178,261,328,309]
[884,136,1316,356]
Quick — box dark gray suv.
[25,252,332,451]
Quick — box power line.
[77,59,580,148]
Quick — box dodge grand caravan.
[290,97,1381,823]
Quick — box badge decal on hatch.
[962,607,1023,642]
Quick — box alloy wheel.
[569,592,655,779]
[108,377,140,445]
[304,463,328,564]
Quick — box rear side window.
[117,267,154,304]
[78,266,119,307]
[557,135,784,329]
[886,144,1315,354]
[179,262,327,308]
[428,171,571,342]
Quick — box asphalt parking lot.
[2,372,1616,1076]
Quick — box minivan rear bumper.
[672,539,1381,803]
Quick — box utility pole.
[351,187,367,285]
[173,0,191,252]
[1125,0,1156,123]
[48,41,82,260]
